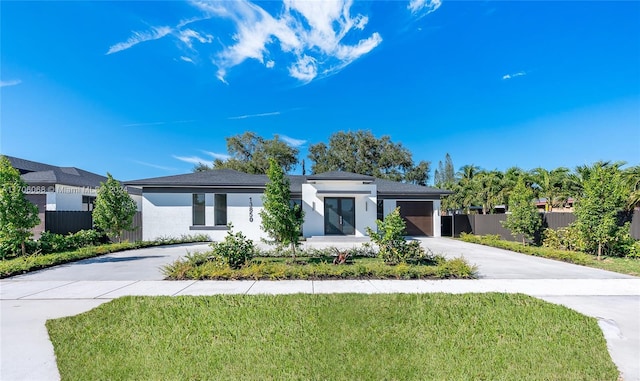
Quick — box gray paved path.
[1,239,639,380]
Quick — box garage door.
[397,201,433,236]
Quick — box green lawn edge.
[46,293,620,381]
[458,235,640,277]
[0,239,209,278]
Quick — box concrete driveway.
[1,238,639,380]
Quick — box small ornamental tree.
[574,164,627,260]
[260,159,304,257]
[502,178,541,245]
[93,173,137,243]
[0,156,40,257]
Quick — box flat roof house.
[126,170,452,241]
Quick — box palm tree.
[531,167,569,212]
[501,166,526,212]
[476,170,504,214]
[456,165,481,214]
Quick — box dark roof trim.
[316,190,373,195]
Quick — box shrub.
[367,207,428,265]
[36,230,104,254]
[208,228,256,269]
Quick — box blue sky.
[1,0,639,183]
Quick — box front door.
[324,197,355,235]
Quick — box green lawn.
[47,293,618,380]
[587,256,640,277]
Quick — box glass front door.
[324,197,355,235]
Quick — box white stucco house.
[126,169,452,241]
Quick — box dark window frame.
[214,194,227,226]
[192,193,206,226]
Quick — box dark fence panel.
[469,214,522,241]
[458,211,639,240]
[120,212,143,242]
[632,210,640,240]
[45,211,93,235]
[43,211,143,241]
[453,214,473,237]
[544,213,576,230]
[441,216,452,237]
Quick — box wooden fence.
[442,210,640,240]
[43,211,142,242]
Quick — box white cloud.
[408,0,442,16]
[280,135,306,147]
[107,26,173,55]
[199,0,383,83]
[502,71,527,80]
[178,29,213,48]
[0,79,22,87]
[172,155,211,166]
[289,55,317,83]
[111,0,440,83]
[202,150,231,160]
[228,111,281,120]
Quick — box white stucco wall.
[49,185,98,211]
[141,192,266,242]
[382,199,396,217]
[301,181,377,237]
[433,199,442,237]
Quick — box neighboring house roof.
[5,155,107,188]
[125,169,451,198]
[125,169,270,187]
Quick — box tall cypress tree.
[260,159,304,257]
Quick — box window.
[290,199,303,219]
[82,196,96,212]
[214,194,227,226]
[377,200,384,221]
[192,194,205,226]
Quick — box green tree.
[260,159,304,257]
[435,153,456,189]
[502,178,541,245]
[500,167,526,212]
[93,173,137,243]
[308,130,430,183]
[622,165,640,210]
[531,167,570,212]
[476,170,504,214]
[199,132,299,174]
[0,156,40,257]
[573,163,628,260]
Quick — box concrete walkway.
[1,239,639,380]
